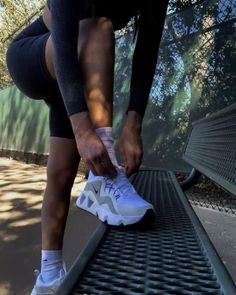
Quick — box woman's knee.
[47,161,78,189]
[46,137,80,189]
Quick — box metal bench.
[55,104,236,294]
[183,103,236,196]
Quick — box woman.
[6,0,168,294]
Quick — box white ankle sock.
[41,250,64,283]
[88,171,96,181]
[88,127,120,181]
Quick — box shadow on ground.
[0,158,85,295]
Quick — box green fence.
[0,86,49,155]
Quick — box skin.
[42,5,142,176]
[42,137,79,249]
[119,111,143,176]
[41,4,142,250]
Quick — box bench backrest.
[183,103,236,196]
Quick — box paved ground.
[192,206,236,284]
[0,158,95,295]
[0,158,235,294]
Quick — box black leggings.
[6,16,75,139]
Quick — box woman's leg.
[39,91,80,286]
[42,137,79,250]
[33,85,80,290]
[45,17,118,171]
[45,17,114,128]
[78,18,119,170]
[78,17,114,128]
[31,135,80,290]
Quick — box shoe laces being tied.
[114,168,136,196]
[104,178,121,200]
[113,169,152,208]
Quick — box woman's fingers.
[99,152,117,178]
[77,131,117,178]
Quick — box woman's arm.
[49,0,116,177]
[50,0,88,116]
[127,0,169,118]
[120,1,169,175]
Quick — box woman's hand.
[70,112,117,178]
[119,111,143,176]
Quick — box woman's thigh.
[6,16,58,100]
[6,16,76,141]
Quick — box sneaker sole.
[31,287,56,295]
[76,191,155,226]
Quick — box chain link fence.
[113,0,236,213]
[113,0,236,172]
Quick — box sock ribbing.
[95,127,119,167]
[88,127,119,181]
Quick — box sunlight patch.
[9,217,41,227]
[0,282,11,295]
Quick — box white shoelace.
[114,169,136,196]
[101,169,136,200]
[104,178,121,200]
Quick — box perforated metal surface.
[69,171,235,295]
[184,104,236,196]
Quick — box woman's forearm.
[50,0,88,117]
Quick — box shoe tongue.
[114,169,134,195]
[104,178,121,199]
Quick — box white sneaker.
[76,169,155,226]
[30,268,66,295]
